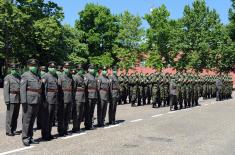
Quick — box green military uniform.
[4,63,21,136]
[20,59,42,146]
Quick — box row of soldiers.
[4,59,120,146]
[118,72,233,110]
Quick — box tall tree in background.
[114,11,144,70]
[144,5,172,70]
[0,0,64,65]
[75,3,118,67]
[173,0,229,72]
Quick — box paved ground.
[0,90,234,155]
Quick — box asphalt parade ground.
[0,90,234,155]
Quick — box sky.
[47,0,232,28]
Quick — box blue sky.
[48,0,231,28]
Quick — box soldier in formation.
[3,60,233,146]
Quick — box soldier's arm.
[20,75,28,104]
[3,76,10,104]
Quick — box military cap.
[48,61,57,67]
[112,65,118,71]
[63,61,70,67]
[57,65,63,70]
[9,62,20,69]
[27,59,38,66]
[76,64,83,70]
[102,66,107,70]
[88,64,95,69]
[40,66,47,71]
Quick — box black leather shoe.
[23,141,30,146]
[30,139,39,144]
[6,133,15,136]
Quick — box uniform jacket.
[20,71,42,104]
[4,74,20,104]
[43,72,58,104]
[73,74,86,102]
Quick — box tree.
[114,11,144,70]
[75,3,118,66]
[173,0,228,72]
[144,5,172,68]
[0,0,64,66]
[63,25,88,65]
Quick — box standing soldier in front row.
[37,66,47,130]
[72,64,86,132]
[58,62,74,136]
[20,59,42,146]
[108,66,119,125]
[41,61,58,140]
[97,66,110,127]
[4,63,21,136]
[84,64,97,130]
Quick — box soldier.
[40,61,58,140]
[151,72,161,108]
[20,59,42,146]
[4,63,21,136]
[72,64,86,132]
[37,66,47,130]
[216,75,223,101]
[84,64,98,130]
[137,73,144,106]
[58,62,74,136]
[169,75,178,111]
[97,66,110,127]
[129,73,138,107]
[177,74,184,109]
[108,66,119,125]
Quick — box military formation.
[4,59,119,146]
[3,59,234,147]
[119,72,233,110]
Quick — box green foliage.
[114,11,144,69]
[75,3,118,62]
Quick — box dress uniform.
[84,64,98,129]
[58,62,74,136]
[72,64,86,132]
[4,63,21,136]
[97,66,110,127]
[20,59,42,146]
[37,66,47,130]
[169,76,178,111]
[41,61,58,140]
[108,66,119,125]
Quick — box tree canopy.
[0,0,234,73]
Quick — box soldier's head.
[48,61,57,75]
[88,64,95,74]
[9,62,20,76]
[56,65,63,72]
[76,64,84,75]
[63,61,71,75]
[112,65,118,75]
[27,59,39,74]
[40,66,47,77]
[101,66,108,76]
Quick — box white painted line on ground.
[104,124,120,129]
[204,104,209,106]
[168,111,177,114]
[152,114,163,118]
[62,132,87,140]
[130,119,143,123]
[0,146,35,155]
